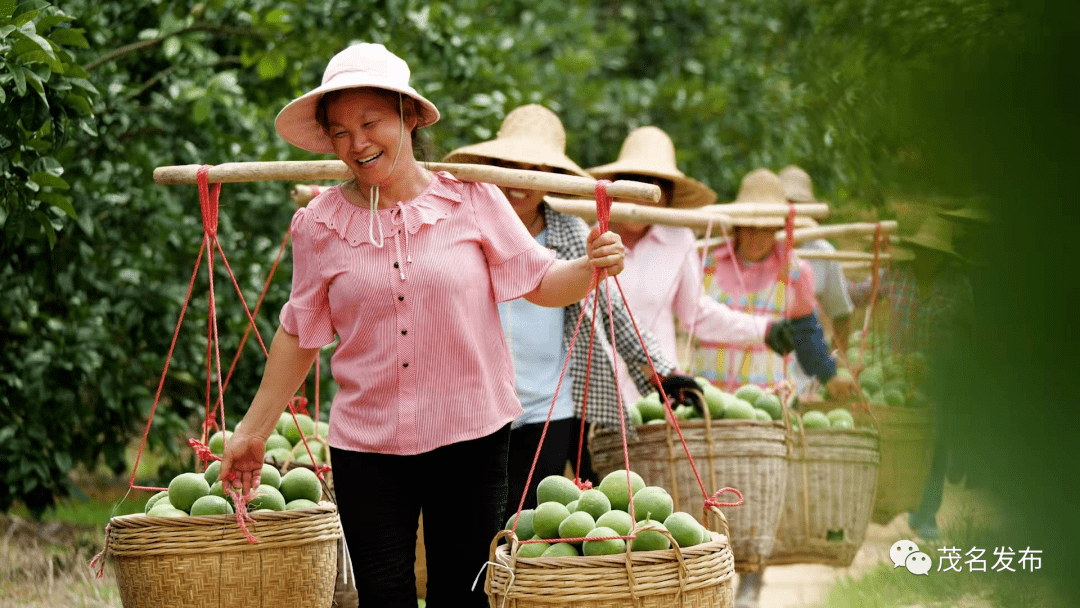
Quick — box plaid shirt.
[850,264,974,355]
[541,202,676,429]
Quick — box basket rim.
[110,502,338,527]
[499,531,730,567]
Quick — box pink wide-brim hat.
[275,43,440,154]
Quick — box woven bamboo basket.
[869,405,934,525]
[589,419,788,572]
[485,526,734,608]
[767,426,880,567]
[105,503,341,608]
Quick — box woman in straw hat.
[586,127,804,403]
[445,105,699,521]
[849,214,975,541]
[219,45,628,607]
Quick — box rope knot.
[704,486,744,509]
[89,523,112,578]
[594,179,613,233]
[188,438,220,466]
[289,395,310,417]
[574,478,594,491]
[196,165,221,238]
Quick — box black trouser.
[331,423,511,608]
[504,417,599,522]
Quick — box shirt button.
[398,296,404,301]
[393,262,399,268]
[401,329,407,335]
[402,362,409,368]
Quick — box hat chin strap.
[367,94,407,249]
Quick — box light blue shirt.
[498,229,575,427]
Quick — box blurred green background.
[1,0,1076,602]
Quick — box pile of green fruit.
[629,380,784,426]
[789,407,856,432]
[504,470,714,558]
[206,411,331,467]
[845,331,929,409]
[142,463,325,518]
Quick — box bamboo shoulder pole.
[794,250,893,261]
[154,161,661,204]
[696,221,900,250]
[544,197,816,230]
[701,202,832,219]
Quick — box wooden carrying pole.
[154,161,662,204]
[543,197,816,230]
[701,202,831,219]
[793,250,893,261]
[696,221,899,250]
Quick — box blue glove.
[787,313,837,383]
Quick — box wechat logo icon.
[891,540,931,575]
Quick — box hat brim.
[275,76,440,154]
[937,208,993,224]
[895,237,969,264]
[443,138,590,178]
[587,161,716,208]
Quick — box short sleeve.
[789,259,819,318]
[469,182,556,302]
[816,260,855,319]
[279,208,336,348]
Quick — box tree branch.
[85,24,265,71]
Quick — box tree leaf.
[162,35,181,58]
[0,0,14,20]
[30,172,70,190]
[49,27,89,49]
[22,67,46,99]
[37,14,73,32]
[12,60,26,95]
[256,49,286,80]
[12,9,39,28]
[192,96,211,122]
[34,210,56,248]
[38,192,76,219]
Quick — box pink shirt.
[616,225,769,401]
[280,171,556,455]
[704,244,817,319]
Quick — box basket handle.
[624,523,689,608]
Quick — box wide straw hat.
[937,205,993,224]
[587,126,717,208]
[898,215,967,262]
[778,165,818,203]
[442,105,590,177]
[725,168,811,228]
[275,43,440,154]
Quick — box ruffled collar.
[306,171,464,247]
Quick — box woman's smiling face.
[324,88,416,186]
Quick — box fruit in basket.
[505,509,536,540]
[754,408,773,422]
[596,509,634,536]
[831,417,854,430]
[664,512,705,548]
[673,404,697,420]
[734,384,764,405]
[518,537,549,558]
[826,408,854,428]
[534,502,572,539]
[646,419,666,426]
[700,526,714,544]
[802,411,831,430]
[286,498,320,510]
[724,398,757,420]
[190,495,233,516]
[696,380,728,419]
[148,504,188,518]
[144,490,170,513]
[282,413,317,445]
[537,475,581,506]
[543,542,580,557]
[628,403,644,425]
[247,485,286,511]
[279,467,322,503]
[884,388,906,407]
[566,500,579,512]
[208,430,232,456]
[869,391,887,406]
[317,421,330,438]
[583,527,626,556]
[203,461,221,485]
[168,472,211,512]
[576,489,611,520]
[259,463,281,489]
[632,520,671,551]
[754,392,783,420]
[908,389,929,409]
[858,366,884,393]
[635,392,665,423]
[632,486,673,522]
[276,412,292,435]
[265,433,292,452]
[883,377,909,395]
[599,470,646,512]
[292,439,326,461]
[558,511,596,546]
[266,448,293,465]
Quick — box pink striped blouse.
[279,171,557,455]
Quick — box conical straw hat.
[442,104,589,177]
[898,215,967,262]
[722,169,794,228]
[586,126,716,208]
[778,165,818,203]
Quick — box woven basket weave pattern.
[108,505,340,608]
[869,406,934,525]
[486,533,734,607]
[589,420,788,569]
[767,430,880,567]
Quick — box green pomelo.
[884,388,906,407]
[635,392,665,423]
[276,412,292,435]
[754,393,783,420]
[646,419,666,426]
[282,413,316,445]
[317,421,330,439]
[505,509,536,541]
[583,527,626,556]
[265,447,293,465]
[144,491,169,513]
[279,467,322,503]
[566,500,578,512]
[754,408,773,422]
[190,495,233,516]
[870,391,887,406]
[292,440,325,461]
[533,502,571,539]
[664,512,704,548]
[265,433,292,452]
[724,399,757,420]
[558,511,596,545]
[673,404,697,421]
[536,475,581,506]
[831,417,854,430]
[247,484,286,511]
[208,430,232,456]
[598,470,646,512]
[575,489,611,520]
[788,414,803,433]
[286,498,320,510]
[542,542,579,557]
[908,390,929,409]
[884,361,904,380]
[628,403,644,426]
[168,472,211,512]
[259,463,281,489]
[802,411,831,430]
[632,487,673,522]
[883,378,909,395]
[859,366,884,393]
[734,384,764,405]
[700,525,714,544]
[293,453,315,467]
[826,408,855,427]
[518,537,549,558]
[699,383,728,419]
[148,505,188,518]
[632,520,671,551]
[595,509,634,537]
[203,460,222,485]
